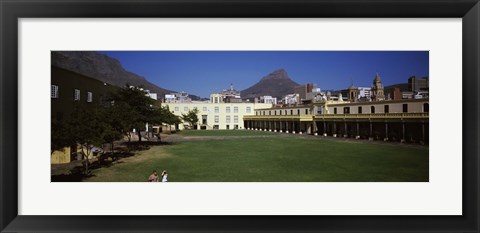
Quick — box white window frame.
[214,106,219,113]
[234,115,238,123]
[184,107,189,111]
[246,107,251,113]
[226,107,230,113]
[226,116,231,123]
[203,106,208,111]
[175,107,179,111]
[51,85,59,98]
[234,107,238,113]
[214,115,219,123]
[87,91,93,103]
[74,89,80,101]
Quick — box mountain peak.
[51,51,175,100]
[261,68,290,81]
[241,69,300,100]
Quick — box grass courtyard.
[84,130,429,182]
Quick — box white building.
[283,94,300,106]
[259,96,277,105]
[164,92,192,103]
[163,102,272,130]
[146,91,157,100]
[357,87,372,99]
[210,84,242,103]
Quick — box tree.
[103,101,142,150]
[100,104,128,152]
[113,85,156,142]
[51,119,71,155]
[163,108,182,132]
[181,108,199,129]
[150,106,181,139]
[65,105,105,174]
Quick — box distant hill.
[384,83,409,93]
[241,69,300,100]
[51,51,203,101]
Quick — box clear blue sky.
[100,51,429,98]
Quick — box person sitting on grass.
[148,170,159,182]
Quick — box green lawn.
[177,129,274,136]
[85,131,429,182]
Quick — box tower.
[347,85,359,102]
[371,72,385,101]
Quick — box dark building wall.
[408,76,429,92]
[390,87,402,100]
[51,66,120,122]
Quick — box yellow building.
[163,101,272,130]
[244,98,429,144]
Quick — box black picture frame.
[1,0,479,232]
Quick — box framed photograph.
[1,0,479,232]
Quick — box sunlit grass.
[177,129,273,136]
[86,132,428,182]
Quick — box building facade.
[51,66,120,164]
[244,98,429,144]
[408,76,429,92]
[164,102,272,130]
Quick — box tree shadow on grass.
[51,142,175,182]
[120,141,174,151]
[51,151,134,182]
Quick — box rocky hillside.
[241,69,300,100]
[51,51,178,100]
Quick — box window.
[291,110,293,115]
[203,107,207,111]
[269,111,271,115]
[279,110,282,115]
[214,115,219,123]
[334,108,337,114]
[87,92,93,103]
[358,106,362,114]
[226,116,231,123]
[384,105,389,113]
[403,104,408,113]
[51,85,59,98]
[215,107,219,113]
[371,106,375,113]
[74,89,80,101]
[175,107,179,111]
[297,109,300,115]
[234,115,239,123]
[285,110,287,115]
[246,107,251,113]
[226,107,230,113]
[305,109,308,114]
[234,107,238,113]
[344,107,350,114]
[184,107,189,111]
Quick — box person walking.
[161,170,168,182]
[148,170,159,182]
